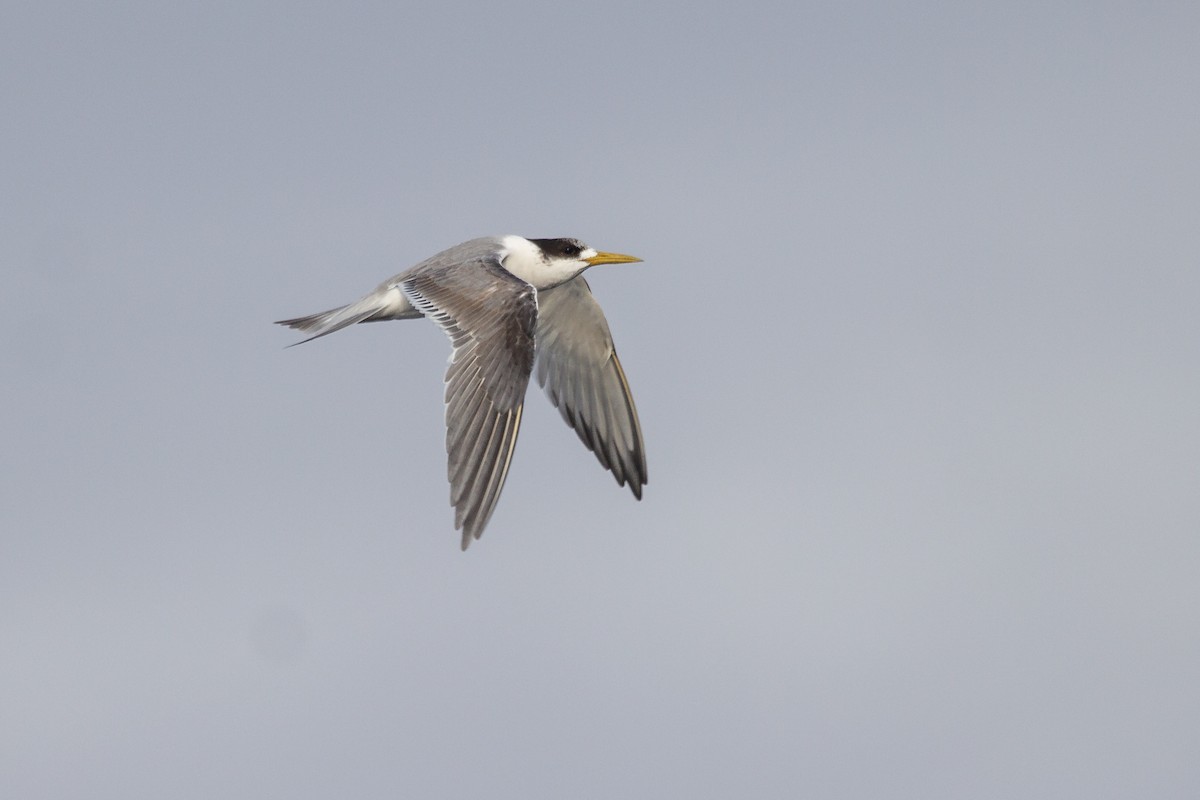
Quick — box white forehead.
[498,235,594,289]
[499,235,597,262]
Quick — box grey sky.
[3,2,1199,797]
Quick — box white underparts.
[372,285,418,320]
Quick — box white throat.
[499,235,589,290]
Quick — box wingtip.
[460,529,482,551]
[457,517,482,551]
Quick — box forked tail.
[275,291,395,345]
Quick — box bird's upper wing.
[534,276,647,499]
[402,259,538,549]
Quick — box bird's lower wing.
[535,276,647,499]
[402,259,538,548]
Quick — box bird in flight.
[277,235,647,549]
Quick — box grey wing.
[402,258,538,549]
[535,276,647,499]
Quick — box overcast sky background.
[3,2,1199,798]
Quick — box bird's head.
[500,235,642,289]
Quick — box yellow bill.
[585,250,643,266]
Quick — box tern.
[277,235,647,549]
